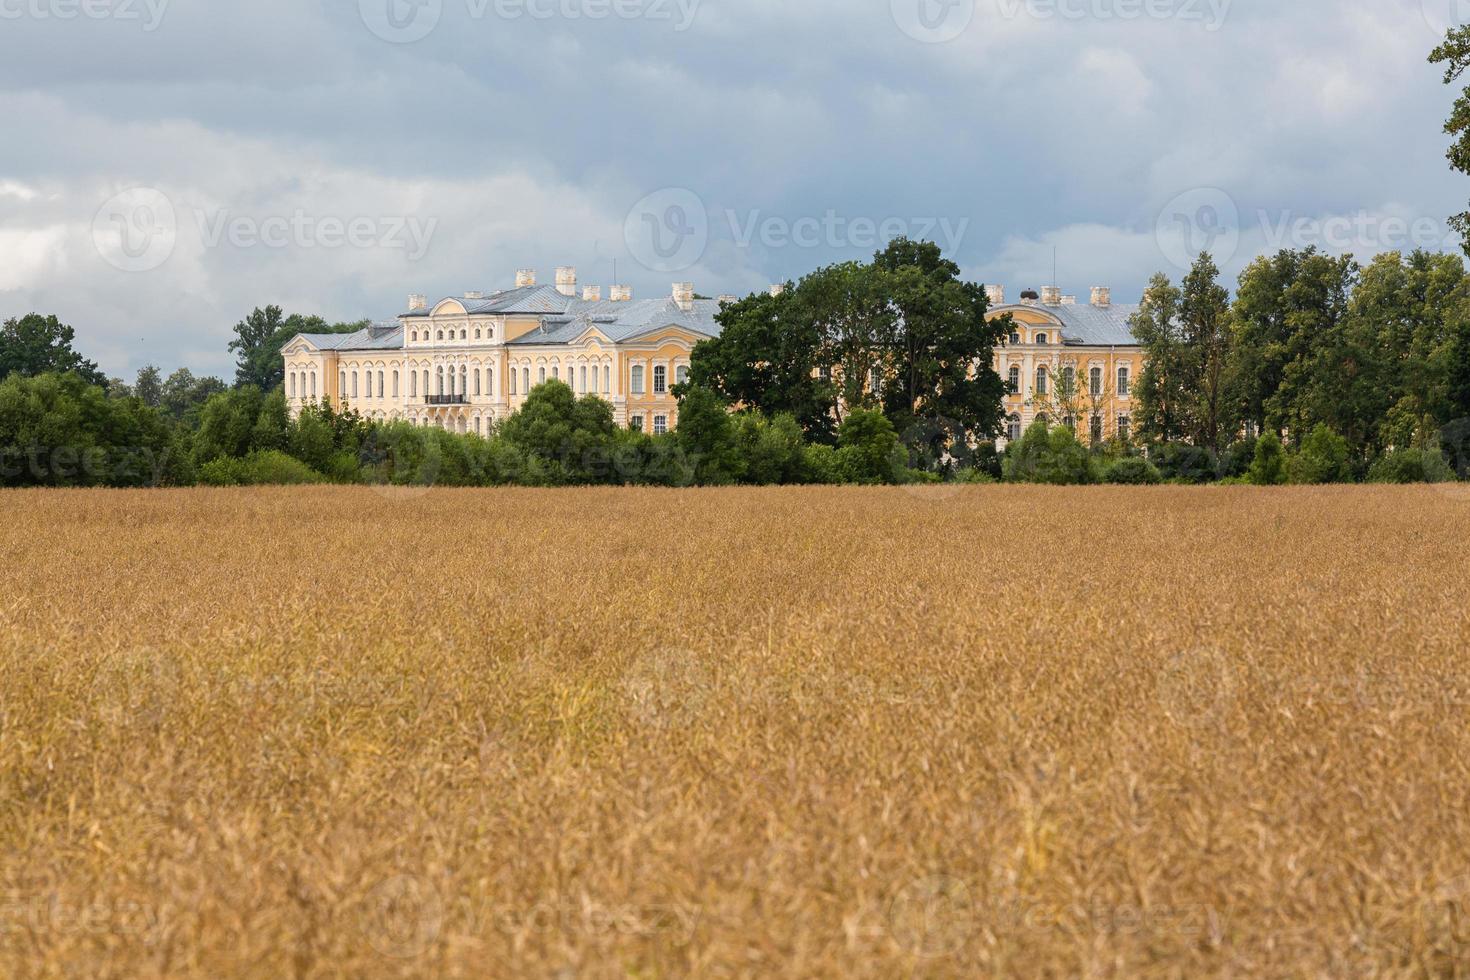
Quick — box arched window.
[460,365,468,397]
[1035,413,1049,427]
[1006,413,1021,442]
[539,366,546,384]
[460,329,467,340]
[631,364,645,394]
[340,371,346,397]
[653,365,668,394]
[580,365,588,394]
[310,373,316,399]
[473,367,481,397]
[486,365,493,397]
[1035,366,1048,396]
[1090,366,1103,397]
[509,367,517,396]
[603,365,611,393]
[437,366,445,397]
[436,330,443,341]
[352,372,359,397]
[475,328,481,340]
[523,367,529,393]
[1091,414,1103,444]
[1009,331,1020,346]
[411,330,418,342]
[1007,365,1020,394]
[1036,332,1048,345]
[422,370,429,397]
[410,370,417,398]
[392,370,399,397]
[1117,366,1131,396]
[289,373,296,398]
[676,364,689,387]
[377,370,385,397]
[552,365,559,381]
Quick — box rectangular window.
[630,415,644,433]
[653,415,668,435]
[1118,415,1131,441]
[631,365,645,394]
[352,372,358,397]
[603,365,610,394]
[1090,367,1102,397]
[1008,366,1020,395]
[1090,414,1103,444]
[581,365,588,394]
[1118,367,1131,397]
[392,371,399,397]
[676,364,689,387]
[653,365,667,394]
[539,367,546,384]
[509,369,516,396]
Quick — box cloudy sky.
[1,0,1466,379]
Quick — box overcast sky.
[1,0,1467,379]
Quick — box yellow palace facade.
[985,285,1143,447]
[281,267,737,436]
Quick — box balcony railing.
[424,394,469,406]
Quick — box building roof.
[997,302,1141,346]
[295,323,405,351]
[508,297,724,346]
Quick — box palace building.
[282,267,737,436]
[283,265,1144,445]
[986,285,1143,446]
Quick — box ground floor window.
[630,415,645,433]
[1118,414,1131,442]
[653,415,668,435]
[1091,414,1103,444]
[1006,414,1021,442]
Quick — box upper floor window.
[436,330,443,341]
[1062,366,1075,395]
[1090,366,1103,397]
[411,330,418,342]
[475,328,481,340]
[603,365,611,394]
[631,364,645,394]
[289,373,296,398]
[352,372,359,397]
[580,365,588,394]
[653,365,668,394]
[1035,332,1048,345]
[460,329,467,340]
[1006,414,1021,442]
[869,367,882,394]
[676,364,689,387]
[1008,365,1021,394]
[1035,366,1049,396]
[1117,366,1131,397]
[1009,332,1020,346]
[539,366,546,383]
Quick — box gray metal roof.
[508,297,723,346]
[295,323,405,351]
[996,302,1141,346]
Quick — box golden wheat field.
[2,484,1470,978]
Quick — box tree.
[160,368,229,425]
[1431,28,1470,254]
[1001,419,1097,485]
[228,307,365,391]
[134,365,163,407]
[1287,424,1352,484]
[674,385,743,485]
[1131,274,1187,443]
[834,408,902,484]
[1179,253,1234,452]
[498,380,617,485]
[1247,431,1287,486]
[0,314,106,387]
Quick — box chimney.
[1091,286,1111,307]
[984,284,1005,307]
[609,284,632,302]
[464,290,483,300]
[582,285,602,302]
[769,284,786,298]
[1062,295,1077,305]
[717,294,738,305]
[672,282,695,312]
[555,266,577,298]
[1041,286,1062,306]
[515,269,537,288]
[407,293,428,312]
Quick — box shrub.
[802,443,843,484]
[197,450,325,486]
[1104,456,1162,485]
[1151,442,1219,483]
[1247,432,1287,486]
[1221,437,1257,479]
[734,411,807,485]
[1367,447,1456,484]
[1287,424,1352,484]
[835,409,902,485]
[1002,420,1097,485]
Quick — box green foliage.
[802,443,843,484]
[835,409,902,484]
[1247,431,1288,486]
[1002,420,1098,485]
[1221,437,1258,479]
[228,306,365,391]
[1104,456,1163,485]
[733,411,808,485]
[0,314,106,387]
[675,385,744,485]
[1367,447,1456,484]
[1287,424,1353,484]
[198,450,326,487]
[0,372,178,487]
[497,381,619,485]
[1149,442,1219,484]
